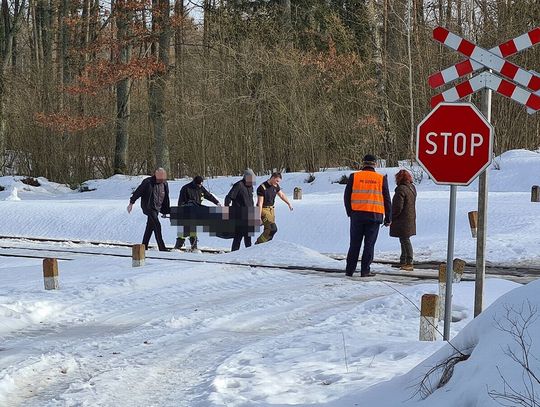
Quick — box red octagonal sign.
[416,102,494,186]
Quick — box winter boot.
[189,237,201,253]
[174,237,185,251]
[400,264,414,272]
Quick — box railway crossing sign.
[429,26,540,112]
[420,25,539,340]
[416,102,494,186]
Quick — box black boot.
[189,236,198,251]
[174,237,185,250]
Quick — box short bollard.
[468,211,478,238]
[132,244,145,267]
[293,187,302,200]
[532,186,540,203]
[452,258,466,283]
[420,294,440,341]
[43,258,59,290]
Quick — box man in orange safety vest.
[344,154,392,277]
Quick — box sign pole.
[474,87,492,317]
[443,184,457,340]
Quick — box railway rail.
[0,235,538,283]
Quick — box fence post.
[468,211,478,238]
[132,244,146,267]
[532,186,540,202]
[453,258,466,283]
[43,258,59,290]
[420,294,440,341]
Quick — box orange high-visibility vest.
[351,171,385,214]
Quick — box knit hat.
[362,154,377,167]
[243,168,256,179]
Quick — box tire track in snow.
[1,260,394,406]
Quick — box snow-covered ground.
[1,149,540,266]
[1,149,539,406]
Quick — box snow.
[0,149,539,405]
[1,149,539,266]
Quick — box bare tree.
[149,0,171,172]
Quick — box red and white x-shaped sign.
[429,27,540,113]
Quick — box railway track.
[0,235,538,283]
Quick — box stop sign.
[416,102,494,185]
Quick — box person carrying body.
[174,175,221,251]
[127,168,171,252]
[225,169,256,251]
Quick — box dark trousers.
[142,211,167,251]
[345,215,380,275]
[231,233,252,251]
[399,237,413,264]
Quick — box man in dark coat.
[389,169,417,271]
[127,168,171,251]
[225,169,256,251]
[174,175,221,251]
[344,154,392,277]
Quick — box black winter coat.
[225,180,254,207]
[130,176,171,215]
[178,181,219,206]
[389,183,417,238]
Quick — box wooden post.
[43,258,59,290]
[132,244,145,267]
[468,211,478,238]
[293,187,302,200]
[453,258,466,283]
[532,186,540,202]
[438,263,446,319]
[420,294,440,341]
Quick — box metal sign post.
[444,185,458,340]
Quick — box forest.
[0,0,538,184]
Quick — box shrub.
[21,177,40,187]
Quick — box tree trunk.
[280,0,292,45]
[149,0,171,172]
[0,0,26,175]
[114,0,131,174]
[367,0,394,164]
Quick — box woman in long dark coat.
[389,170,417,271]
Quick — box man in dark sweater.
[174,176,221,251]
[255,172,293,244]
[344,155,392,277]
[225,169,256,251]
[127,168,171,251]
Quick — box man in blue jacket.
[127,168,171,251]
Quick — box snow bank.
[326,279,540,407]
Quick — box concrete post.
[420,294,440,341]
[43,258,59,290]
[132,244,145,267]
[293,187,302,200]
[452,258,466,283]
[532,186,540,203]
[468,211,478,238]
